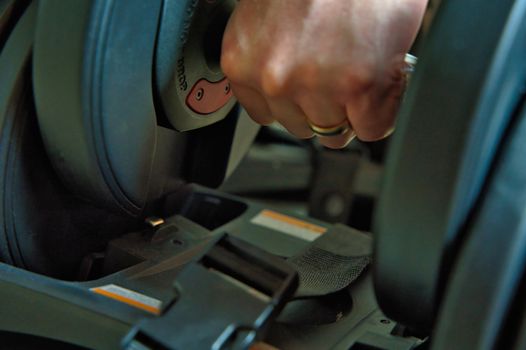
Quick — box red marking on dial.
[186,78,233,115]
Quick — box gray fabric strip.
[288,224,372,298]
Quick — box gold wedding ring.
[307,53,417,139]
[307,119,351,137]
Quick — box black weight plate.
[33,0,172,216]
[0,0,16,49]
[0,1,139,277]
[0,0,29,51]
[0,0,36,269]
[432,100,526,350]
[374,0,526,331]
[33,0,256,216]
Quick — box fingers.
[231,83,314,139]
[227,48,405,146]
[220,0,427,148]
[318,130,356,149]
[232,77,403,146]
[230,64,404,146]
[230,83,274,125]
[250,342,279,350]
[266,98,314,139]
[236,87,353,147]
[345,72,405,142]
[296,94,355,149]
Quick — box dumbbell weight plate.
[33,0,249,216]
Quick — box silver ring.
[403,53,417,81]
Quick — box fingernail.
[346,132,357,145]
[382,127,395,139]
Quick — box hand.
[250,342,279,350]
[221,0,428,148]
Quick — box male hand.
[221,0,428,148]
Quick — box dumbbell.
[33,0,254,216]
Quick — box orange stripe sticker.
[90,284,162,315]
[251,209,327,241]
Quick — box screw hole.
[172,239,184,246]
[380,319,391,324]
[195,88,204,101]
[224,83,230,94]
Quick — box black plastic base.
[0,186,425,350]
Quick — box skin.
[221,0,429,148]
[251,343,279,350]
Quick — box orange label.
[251,210,327,241]
[91,284,162,315]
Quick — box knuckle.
[297,63,321,91]
[342,64,376,93]
[260,65,288,97]
[249,112,275,126]
[220,51,244,83]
